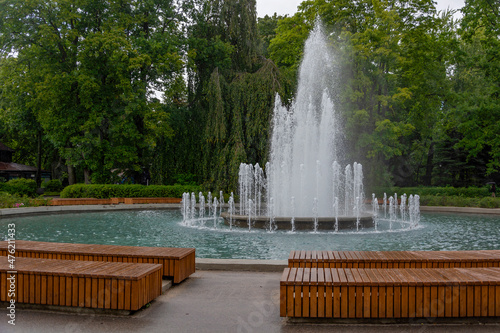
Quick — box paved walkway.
[1,270,499,333]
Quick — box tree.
[451,0,500,182]
[0,0,184,184]
[184,0,291,191]
[0,57,50,187]
[267,0,455,188]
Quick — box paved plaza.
[1,269,499,333]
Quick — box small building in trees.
[0,142,50,181]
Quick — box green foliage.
[0,0,184,185]
[258,14,283,58]
[43,179,64,192]
[0,179,37,197]
[419,195,500,208]
[0,192,51,208]
[60,184,201,199]
[1,0,499,192]
[372,186,491,198]
[183,0,292,191]
[173,173,198,186]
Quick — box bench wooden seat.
[280,267,500,318]
[288,250,500,269]
[0,240,195,283]
[0,256,162,311]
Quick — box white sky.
[256,0,465,18]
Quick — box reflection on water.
[0,210,499,260]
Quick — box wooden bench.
[280,267,500,318]
[0,256,162,311]
[288,250,500,269]
[0,240,195,283]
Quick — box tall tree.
[0,0,184,184]
[268,0,454,188]
[184,0,290,191]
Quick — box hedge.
[0,178,37,197]
[418,195,500,208]
[60,184,202,199]
[43,179,63,192]
[372,186,491,198]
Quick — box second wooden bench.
[280,267,500,318]
[288,250,500,269]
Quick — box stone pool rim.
[1,204,499,218]
[2,204,499,269]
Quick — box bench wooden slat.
[0,257,162,311]
[288,250,500,270]
[280,267,500,318]
[0,240,195,283]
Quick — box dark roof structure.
[0,142,14,152]
[0,141,50,180]
[0,161,39,172]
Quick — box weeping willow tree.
[202,59,288,190]
[183,0,292,191]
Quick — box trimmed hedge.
[43,179,63,192]
[419,195,500,208]
[60,184,202,199]
[0,178,37,197]
[372,186,491,198]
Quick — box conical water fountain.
[220,22,373,230]
[183,21,420,232]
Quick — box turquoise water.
[0,210,498,260]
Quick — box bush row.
[372,186,491,198]
[419,195,500,208]
[43,179,63,192]
[60,184,202,199]
[0,179,37,197]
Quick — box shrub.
[60,184,202,199]
[0,192,51,208]
[372,186,490,199]
[43,179,63,192]
[0,178,37,197]
[479,197,500,208]
[419,195,498,208]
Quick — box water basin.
[1,210,498,260]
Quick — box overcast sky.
[256,0,465,18]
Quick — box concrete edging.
[195,258,287,272]
[2,203,499,218]
[419,206,500,215]
[0,203,182,218]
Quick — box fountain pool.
[1,210,498,259]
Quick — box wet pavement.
[1,269,499,333]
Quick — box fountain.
[182,21,420,232]
[220,22,373,230]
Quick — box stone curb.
[419,206,500,215]
[195,258,288,272]
[2,204,500,218]
[0,203,182,218]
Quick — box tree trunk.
[84,168,91,184]
[35,129,43,188]
[67,164,76,185]
[423,141,435,186]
